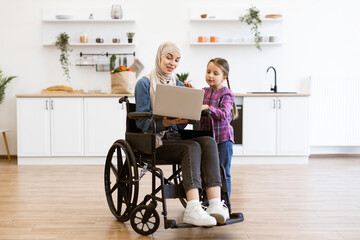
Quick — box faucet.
[267,66,277,93]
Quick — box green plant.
[126,32,135,38]
[0,69,17,104]
[239,6,262,51]
[176,72,190,83]
[55,32,73,81]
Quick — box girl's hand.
[184,81,194,88]
[162,117,188,127]
[202,104,210,110]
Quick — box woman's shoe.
[206,200,230,224]
[183,202,216,226]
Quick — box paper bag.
[111,71,136,94]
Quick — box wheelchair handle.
[119,96,128,104]
[201,109,211,116]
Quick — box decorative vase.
[111,5,123,19]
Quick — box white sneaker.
[183,202,217,227]
[206,200,230,224]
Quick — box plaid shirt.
[200,87,234,144]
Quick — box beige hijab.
[146,42,182,147]
[147,42,182,110]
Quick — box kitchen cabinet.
[242,96,309,156]
[17,98,84,157]
[16,96,132,165]
[84,97,126,156]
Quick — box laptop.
[153,84,205,121]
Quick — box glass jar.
[111,5,123,19]
[80,32,88,43]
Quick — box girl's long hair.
[208,58,239,120]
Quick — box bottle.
[80,32,88,43]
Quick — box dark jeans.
[218,140,233,197]
[156,135,222,194]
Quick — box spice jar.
[96,35,104,43]
[80,32,88,43]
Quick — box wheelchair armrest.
[128,112,153,119]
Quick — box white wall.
[1,0,360,155]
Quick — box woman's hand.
[184,81,194,88]
[202,104,210,110]
[162,117,188,127]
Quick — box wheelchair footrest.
[165,212,244,229]
[218,212,244,226]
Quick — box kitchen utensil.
[123,56,127,67]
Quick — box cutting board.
[41,90,84,94]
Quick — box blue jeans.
[218,140,233,197]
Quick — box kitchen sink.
[248,92,297,94]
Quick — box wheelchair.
[104,96,244,236]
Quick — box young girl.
[201,58,238,199]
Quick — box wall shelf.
[190,42,283,46]
[42,7,136,47]
[190,18,284,22]
[43,43,135,46]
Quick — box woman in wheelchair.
[134,42,229,227]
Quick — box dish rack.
[75,52,136,72]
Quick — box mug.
[112,38,120,43]
[210,36,219,43]
[269,36,279,42]
[198,36,208,43]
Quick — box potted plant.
[55,32,73,81]
[239,6,262,51]
[126,32,135,43]
[0,69,16,104]
[175,72,190,83]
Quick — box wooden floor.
[1,157,360,240]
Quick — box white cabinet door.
[17,98,51,156]
[84,97,125,156]
[243,97,277,155]
[277,97,309,156]
[50,98,84,156]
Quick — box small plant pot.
[127,38,133,43]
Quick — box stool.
[0,129,11,160]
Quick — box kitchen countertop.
[235,93,310,97]
[17,93,310,98]
[16,93,135,97]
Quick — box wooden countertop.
[17,93,310,98]
[234,93,310,97]
[16,93,135,98]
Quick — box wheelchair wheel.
[104,140,139,222]
[130,203,160,236]
[172,164,187,208]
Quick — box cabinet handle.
[278,99,281,109]
[50,100,54,110]
[273,99,276,109]
[45,100,48,110]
